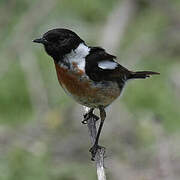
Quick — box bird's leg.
[82,108,99,124]
[89,106,106,161]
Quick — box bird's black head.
[33,28,84,61]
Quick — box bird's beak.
[33,38,48,44]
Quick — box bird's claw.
[89,144,105,161]
[82,113,99,124]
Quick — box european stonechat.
[33,28,159,160]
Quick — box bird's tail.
[128,71,160,79]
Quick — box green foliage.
[56,0,118,22]
[3,148,49,180]
[0,60,32,124]
[123,56,180,132]
[0,147,96,180]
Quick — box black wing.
[85,47,130,82]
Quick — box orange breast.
[55,63,98,98]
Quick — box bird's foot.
[89,144,105,161]
[82,112,99,124]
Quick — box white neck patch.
[64,43,90,71]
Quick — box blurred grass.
[0,59,32,124]
[56,0,118,22]
[0,148,96,180]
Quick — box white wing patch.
[98,61,118,70]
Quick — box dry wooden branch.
[87,117,106,180]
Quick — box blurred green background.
[0,0,180,179]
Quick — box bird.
[33,28,159,160]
